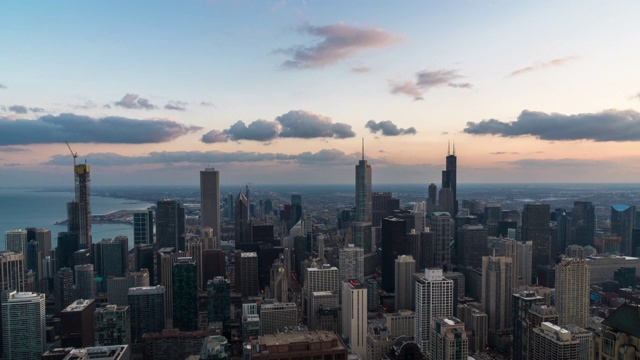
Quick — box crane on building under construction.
[65,141,78,166]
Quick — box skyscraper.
[66,162,92,250]
[355,140,372,223]
[54,267,75,312]
[127,286,166,343]
[200,168,221,241]
[95,237,128,278]
[395,255,416,311]
[235,191,249,243]
[381,217,407,293]
[75,264,95,300]
[156,199,186,251]
[94,304,131,346]
[512,290,545,360]
[305,265,339,323]
[260,302,298,335]
[611,204,636,255]
[342,280,367,360]
[133,209,154,246]
[0,251,25,292]
[172,257,198,331]
[430,317,468,360]
[415,268,454,353]
[432,212,453,268]
[1,290,46,360]
[291,194,303,228]
[4,229,27,254]
[522,204,551,279]
[572,201,595,247]
[441,143,457,216]
[555,258,589,328]
[207,276,230,334]
[481,256,513,347]
[339,244,364,284]
[60,299,96,347]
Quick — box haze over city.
[2,1,640,186]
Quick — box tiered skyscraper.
[355,140,372,223]
[200,168,221,241]
[441,142,457,216]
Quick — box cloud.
[8,105,28,114]
[277,110,355,138]
[200,101,215,107]
[277,22,400,69]
[365,120,416,136]
[202,110,355,143]
[0,84,6,89]
[44,148,359,166]
[73,101,97,110]
[0,147,28,153]
[29,107,45,113]
[464,109,640,142]
[390,69,471,99]
[164,100,187,111]
[509,56,579,77]
[114,93,157,110]
[507,158,604,168]
[0,113,201,145]
[351,66,371,73]
[490,151,520,155]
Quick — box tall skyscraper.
[555,258,589,328]
[1,290,46,360]
[395,255,416,311]
[75,264,95,300]
[611,204,636,255]
[207,276,231,335]
[457,224,488,269]
[66,162,91,250]
[235,191,249,243]
[342,280,367,360]
[432,212,453,268]
[186,240,204,290]
[572,201,595,247]
[522,204,551,279]
[305,265,339,323]
[133,209,154,246]
[95,237,128,278]
[200,168,221,241]
[156,199,186,251]
[512,290,545,360]
[415,268,454,353]
[355,140,372,223]
[339,245,364,284]
[172,257,198,331]
[427,183,437,216]
[441,143,458,216]
[238,252,259,297]
[127,286,166,342]
[54,267,75,312]
[291,194,303,228]
[4,229,27,254]
[381,217,407,293]
[481,256,513,347]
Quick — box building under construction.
[66,142,91,250]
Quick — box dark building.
[156,199,186,251]
[128,286,166,343]
[572,201,595,247]
[60,299,96,348]
[235,192,249,243]
[203,249,226,283]
[611,204,636,256]
[555,211,572,254]
[65,163,91,250]
[57,232,79,270]
[512,291,545,360]
[251,224,275,245]
[54,267,76,313]
[372,192,393,228]
[427,183,437,215]
[457,225,488,269]
[207,276,231,337]
[441,144,458,216]
[94,237,128,278]
[172,258,198,331]
[291,194,303,228]
[614,267,637,289]
[522,204,551,279]
[133,209,154,246]
[135,244,155,285]
[381,217,407,293]
[238,252,260,297]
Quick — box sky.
[2,0,640,186]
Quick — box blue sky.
[1,1,640,186]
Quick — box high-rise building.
[512,290,545,360]
[94,304,131,346]
[201,227,218,251]
[4,229,27,254]
[381,217,407,293]
[430,317,468,360]
[0,251,25,292]
[106,270,150,306]
[133,209,154,246]
[66,163,91,250]
[270,258,288,303]
[172,257,198,331]
[203,249,226,283]
[235,192,249,243]
[95,237,128,278]
[432,212,453,267]
[134,244,155,285]
[522,204,551,279]
[530,322,579,360]
[260,302,298,335]
[186,240,204,290]
[482,256,514,346]
[128,286,166,342]
[611,204,636,255]
[339,245,364,284]
[342,280,367,360]
[572,201,595,247]
[156,200,186,251]
[595,303,640,360]
[415,268,454,353]
[555,258,589,328]
[157,248,182,321]
[457,224,487,269]
[355,141,372,223]
[1,290,46,360]
[383,310,415,338]
[54,267,76,312]
[200,168,221,241]
[395,255,416,311]
[441,143,458,216]
[457,302,488,354]
[60,299,96,347]
[373,192,393,227]
[75,264,95,300]
[427,184,438,216]
[207,276,231,332]
[239,252,259,297]
[305,265,339,323]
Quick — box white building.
[342,280,367,360]
[414,268,453,354]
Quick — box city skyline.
[2,1,640,186]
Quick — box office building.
[482,256,513,346]
[107,270,150,306]
[247,330,348,360]
[95,237,128,278]
[309,291,339,331]
[133,209,154,246]
[203,249,226,283]
[381,217,407,292]
[172,257,198,331]
[291,194,303,228]
[305,265,340,324]
[157,248,182,321]
[611,204,636,255]
[441,144,458,216]
[0,251,25,292]
[156,199,186,251]
[235,191,249,243]
[4,229,27,254]
[555,258,590,328]
[207,277,231,331]
[128,286,166,342]
[383,310,415,338]
[201,227,218,251]
[342,280,367,359]
[395,255,416,311]
[339,245,364,284]
[75,264,95,300]
[457,302,488,354]
[572,201,595,247]
[60,299,96,347]
[512,291,545,360]
[457,225,487,269]
[134,244,155,285]
[239,252,259,297]
[431,212,453,269]
[95,304,131,346]
[355,142,372,223]
[522,204,551,279]
[415,268,454,353]
[260,302,297,335]
[530,322,579,360]
[186,240,204,290]
[366,278,378,311]
[1,290,46,360]
[200,168,221,241]
[430,317,468,360]
[373,192,394,227]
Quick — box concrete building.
[383,310,415,338]
[305,265,339,324]
[594,303,640,359]
[106,270,150,306]
[556,258,590,328]
[74,264,95,300]
[367,323,394,360]
[531,322,579,360]
[430,317,468,360]
[394,255,416,311]
[60,299,96,347]
[94,304,130,346]
[128,286,166,342]
[415,268,454,354]
[1,291,46,360]
[342,280,367,359]
[457,302,488,354]
[339,245,364,284]
[0,251,25,292]
[200,168,221,241]
[247,330,348,360]
[4,229,27,254]
[239,252,260,297]
[309,291,339,331]
[55,267,76,312]
[482,256,513,346]
[260,302,298,335]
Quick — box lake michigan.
[0,188,153,250]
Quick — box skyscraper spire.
[448,140,451,156]
[362,138,365,161]
[453,140,456,155]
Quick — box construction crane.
[65,141,78,166]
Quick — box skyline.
[2,1,640,186]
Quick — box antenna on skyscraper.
[447,140,451,156]
[361,138,365,161]
[453,141,456,156]
[65,141,78,166]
